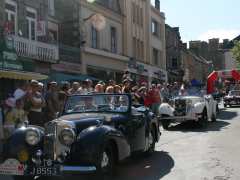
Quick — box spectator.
[105,86,114,93]
[108,80,116,86]
[58,90,68,114]
[45,81,59,122]
[27,80,46,126]
[69,82,81,95]
[94,84,104,93]
[13,82,28,101]
[61,81,71,95]
[85,79,94,93]
[114,85,122,94]
[161,83,170,102]
[122,78,132,93]
[152,84,161,114]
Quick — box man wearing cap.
[45,81,59,122]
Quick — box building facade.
[165,24,184,82]
[0,0,59,99]
[189,38,225,71]
[123,0,167,84]
[80,0,128,82]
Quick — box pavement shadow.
[218,109,238,120]
[114,151,174,180]
[49,151,174,180]
[168,120,230,133]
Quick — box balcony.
[11,36,59,63]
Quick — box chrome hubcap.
[101,152,109,168]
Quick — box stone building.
[165,24,184,82]
[189,38,225,71]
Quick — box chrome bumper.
[60,165,97,174]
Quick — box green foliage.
[232,41,240,68]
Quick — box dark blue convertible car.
[0,94,161,180]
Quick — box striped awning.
[0,69,48,80]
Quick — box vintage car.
[224,90,240,107]
[0,94,160,180]
[158,89,218,129]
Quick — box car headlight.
[59,128,76,146]
[25,129,41,146]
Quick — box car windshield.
[172,87,206,98]
[64,94,130,114]
[229,91,240,96]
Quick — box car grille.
[44,122,57,160]
[174,99,187,116]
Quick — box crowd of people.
[1,72,187,136]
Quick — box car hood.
[57,113,128,133]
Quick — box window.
[48,0,55,16]
[132,2,135,23]
[140,8,143,27]
[91,26,98,49]
[26,7,37,41]
[172,58,178,69]
[5,0,17,35]
[133,37,136,58]
[155,0,160,10]
[110,27,117,53]
[152,20,159,37]
[153,48,159,65]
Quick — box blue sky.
[156,0,240,42]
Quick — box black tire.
[224,104,227,108]
[146,127,156,155]
[95,142,115,180]
[198,109,208,128]
[161,120,170,130]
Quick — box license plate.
[29,166,59,176]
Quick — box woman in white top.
[27,80,46,126]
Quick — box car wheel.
[224,104,227,108]
[161,115,171,130]
[146,127,156,155]
[95,143,115,180]
[198,109,208,128]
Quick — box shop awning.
[50,72,99,82]
[0,69,48,80]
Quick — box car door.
[125,109,146,152]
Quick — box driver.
[84,97,97,111]
[179,85,188,96]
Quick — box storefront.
[51,61,98,83]
[127,58,168,85]
[0,36,48,100]
[83,47,128,83]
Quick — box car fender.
[3,127,44,158]
[158,103,174,117]
[71,125,130,163]
[193,102,206,114]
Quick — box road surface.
[1,106,240,180]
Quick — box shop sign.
[52,62,82,74]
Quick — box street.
[1,106,240,180]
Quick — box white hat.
[14,89,26,100]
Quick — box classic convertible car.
[0,94,160,180]
[224,90,240,107]
[159,89,218,129]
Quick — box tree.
[232,41,240,68]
